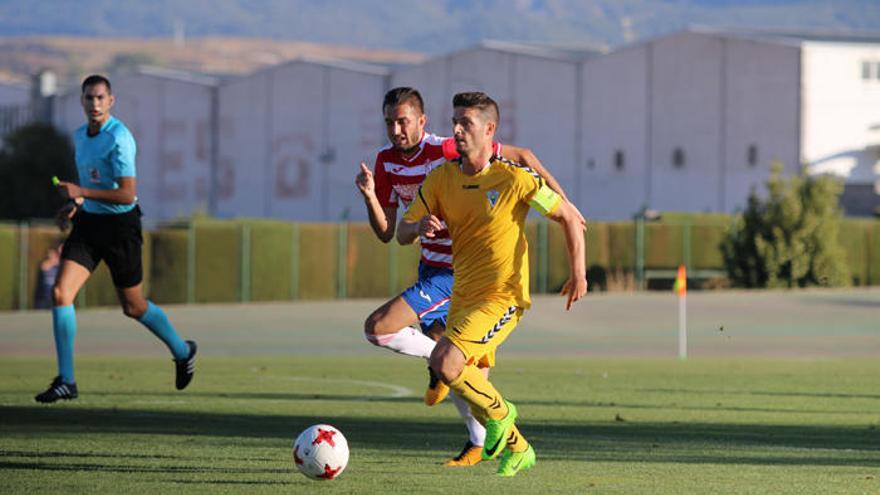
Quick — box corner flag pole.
[674,265,687,360]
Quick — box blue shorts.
[400,263,453,333]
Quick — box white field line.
[261,375,413,398]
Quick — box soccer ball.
[292,424,349,480]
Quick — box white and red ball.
[292,424,349,480]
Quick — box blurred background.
[1,0,879,309]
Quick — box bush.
[0,123,76,221]
[722,164,850,288]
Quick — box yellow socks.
[448,364,508,420]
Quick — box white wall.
[217,60,388,221]
[801,41,880,185]
[580,31,803,218]
[721,37,801,211]
[0,82,29,106]
[392,47,580,206]
[580,43,650,220]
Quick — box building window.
[672,147,685,168]
[614,150,625,171]
[863,61,872,80]
[747,144,758,167]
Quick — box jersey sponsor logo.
[486,189,500,209]
[462,184,479,189]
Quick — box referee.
[35,75,197,403]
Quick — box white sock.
[452,392,486,446]
[365,326,435,359]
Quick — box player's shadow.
[1,405,878,468]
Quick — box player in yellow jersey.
[398,92,587,477]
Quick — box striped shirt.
[373,132,501,269]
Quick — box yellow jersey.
[403,156,561,314]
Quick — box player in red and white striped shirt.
[356,87,582,466]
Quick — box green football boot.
[482,400,517,460]
[497,445,536,477]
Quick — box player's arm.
[528,178,587,310]
[56,177,137,204]
[356,161,397,243]
[503,145,586,227]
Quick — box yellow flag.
[673,265,687,296]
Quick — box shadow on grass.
[1,405,878,469]
[634,388,880,401]
[85,390,877,416]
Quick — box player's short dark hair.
[383,87,424,114]
[81,74,112,94]
[453,91,499,124]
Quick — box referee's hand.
[55,201,77,231]
[56,181,83,200]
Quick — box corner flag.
[673,264,687,296]
[674,264,687,359]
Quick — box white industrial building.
[42,30,880,222]
[580,28,880,219]
[0,80,29,106]
[392,41,599,210]
[53,66,220,223]
[216,56,389,221]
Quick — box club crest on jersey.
[88,167,101,183]
[486,189,500,209]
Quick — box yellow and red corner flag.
[673,264,687,296]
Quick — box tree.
[0,123,77,221]
[722,163,851,288]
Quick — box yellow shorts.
[446,302,523,369]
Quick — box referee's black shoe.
[174,340,197,390]
[35,376,78,403]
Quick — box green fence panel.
[298,223,338,299]
[607,222,635,270]
[546,221,570,292]
[586,222,610,270]
[645,223,684,269]
[870,222,880,285]
[392,243,421,294]
[347,224,392,299]
[838,220,869,286]
[81,264,117,307]
[690,224,726,270]
[194,224,240,303]
[149,229,188,304]
[523,221,539,292]
[249,221,294,302]
[0,226,17,310]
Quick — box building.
[580,28,880,219]
[216,56,389,221]
[392,41,600,210]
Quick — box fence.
[1,216,878,310]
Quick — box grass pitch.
[1,291,879,494]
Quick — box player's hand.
[560,275,587,310]
[418,215,443,238]
[56,181,83,200]
[355,162,375,197]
